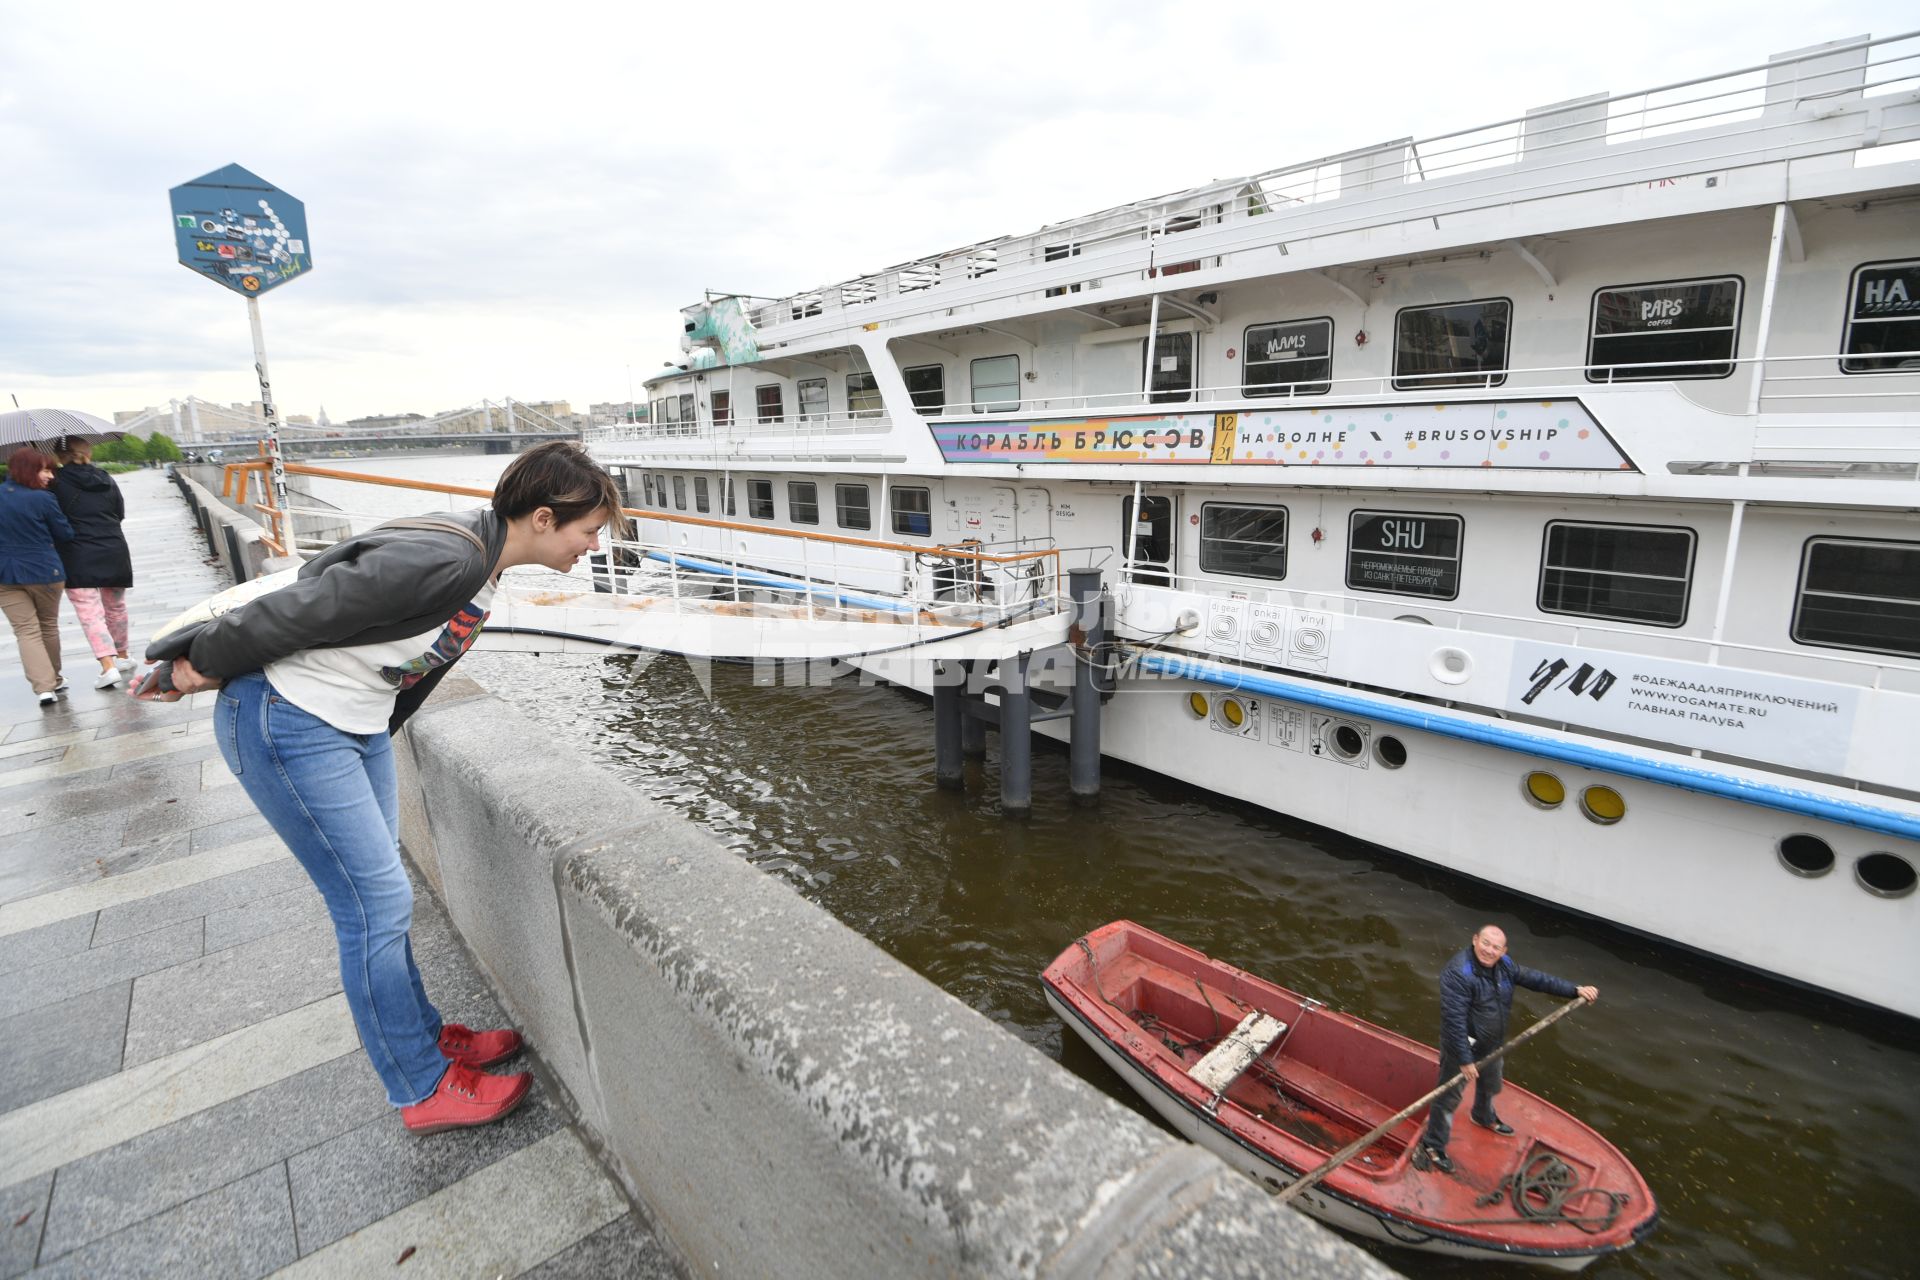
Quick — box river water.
[307,453,1920,1279]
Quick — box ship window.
[721,476,735,517]
[846,373,883,419]
[693,476,710,514]
[671,475,686,511]
[1200,503,1288,581]
[891,486,932,536]
[642,473,656,506]
[1539,521,1695,627]
[1044,243,1081,298]
[659,396,679,426]
[970,355,1020,414]
[747,480,774,520]
[788,481,819,525]
[1244,318,1333,397]
[755,384,784,424]
[712,390,731,427]
[1244,318,1336,397]
[835,483,871,530]
[1791,537,1920,658]
[904,364,945,413]
[1587,276,1741,382]
[1392,299,1510,391]
[678,393,696,430]
[1346,510,1463,600]
[1142,332,1193,404]
[796,378,828,423]
[1841,259,1920,373]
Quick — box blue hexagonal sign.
[169,164,312,297]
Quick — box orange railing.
[217,456,1062,583]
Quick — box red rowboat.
[1042,921,1657,1270]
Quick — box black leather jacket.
[148,508,506,732]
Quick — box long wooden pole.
[1273,995,1591,1207]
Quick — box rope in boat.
[1465,1152,1631,1234]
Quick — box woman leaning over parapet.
[139,441,626,1134]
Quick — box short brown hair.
[7,447,54,489]
[492,441,628,536]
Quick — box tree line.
[92,432,184,465]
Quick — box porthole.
[1523,771,1565,809]
[1777,834,1835,879]
[1580,785,1627,825]
[1221,697,1248,729]
[1330,724,1366,759]
[1855,852,1917,900]
[1375,735,1408,769]
[1186,691,1209,720]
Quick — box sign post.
[168,164,313,552]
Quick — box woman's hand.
[134,656,222,701]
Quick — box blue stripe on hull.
[1135,651,1920,843]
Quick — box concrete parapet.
[172,472,270,583]
[397,688,1399,1280]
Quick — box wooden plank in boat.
[1188,1011,1287,1095]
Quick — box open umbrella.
[0,407,124,452]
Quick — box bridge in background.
[114,395,584,453]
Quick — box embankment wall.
[394,678,1399,1279]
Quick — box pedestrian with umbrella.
[0,447,75,706]
[50,434,135,688]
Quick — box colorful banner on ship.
[928,399,1632,470]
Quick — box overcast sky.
[1,1,1910,424]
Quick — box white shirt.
[265,581,495,734]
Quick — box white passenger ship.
[588,34,1920,1018]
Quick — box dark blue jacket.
[1438,947,1577,1064]
[51,463,133,589]
[0,480,75,585]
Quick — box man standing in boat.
[1416,925,1598,1174]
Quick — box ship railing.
[218,456,1071,628]
[743,33,1920,334]
[586,411,889,446]
[1112,569,1914,693]
[918,346,1920,419]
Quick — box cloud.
[0,0,1908,418]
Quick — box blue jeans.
[214,672,448,1107]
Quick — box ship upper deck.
[698,32,1919,356]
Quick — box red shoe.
[401,1062,532,1134]
[437,1023,523,1068]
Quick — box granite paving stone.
[203,884,332,954]
[28,1162,296,1280]
[190,811,276,853]
[92,858,307,948]
[0,753,211,836]
[0,700,201,748]
[0,915,94,977]
[0,816,196,907]
[109,783,259,850]
[287,1087,565,1254]
[520,1213,681,1280]
[0,1175,51,1280]
[35,1053,386,1261]
[108,740,221,780]
[0,747,69,779]
[0,920,201,1021]
[121,919,341,1067]
[0,982,131,1112]
[0,729,93,765]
